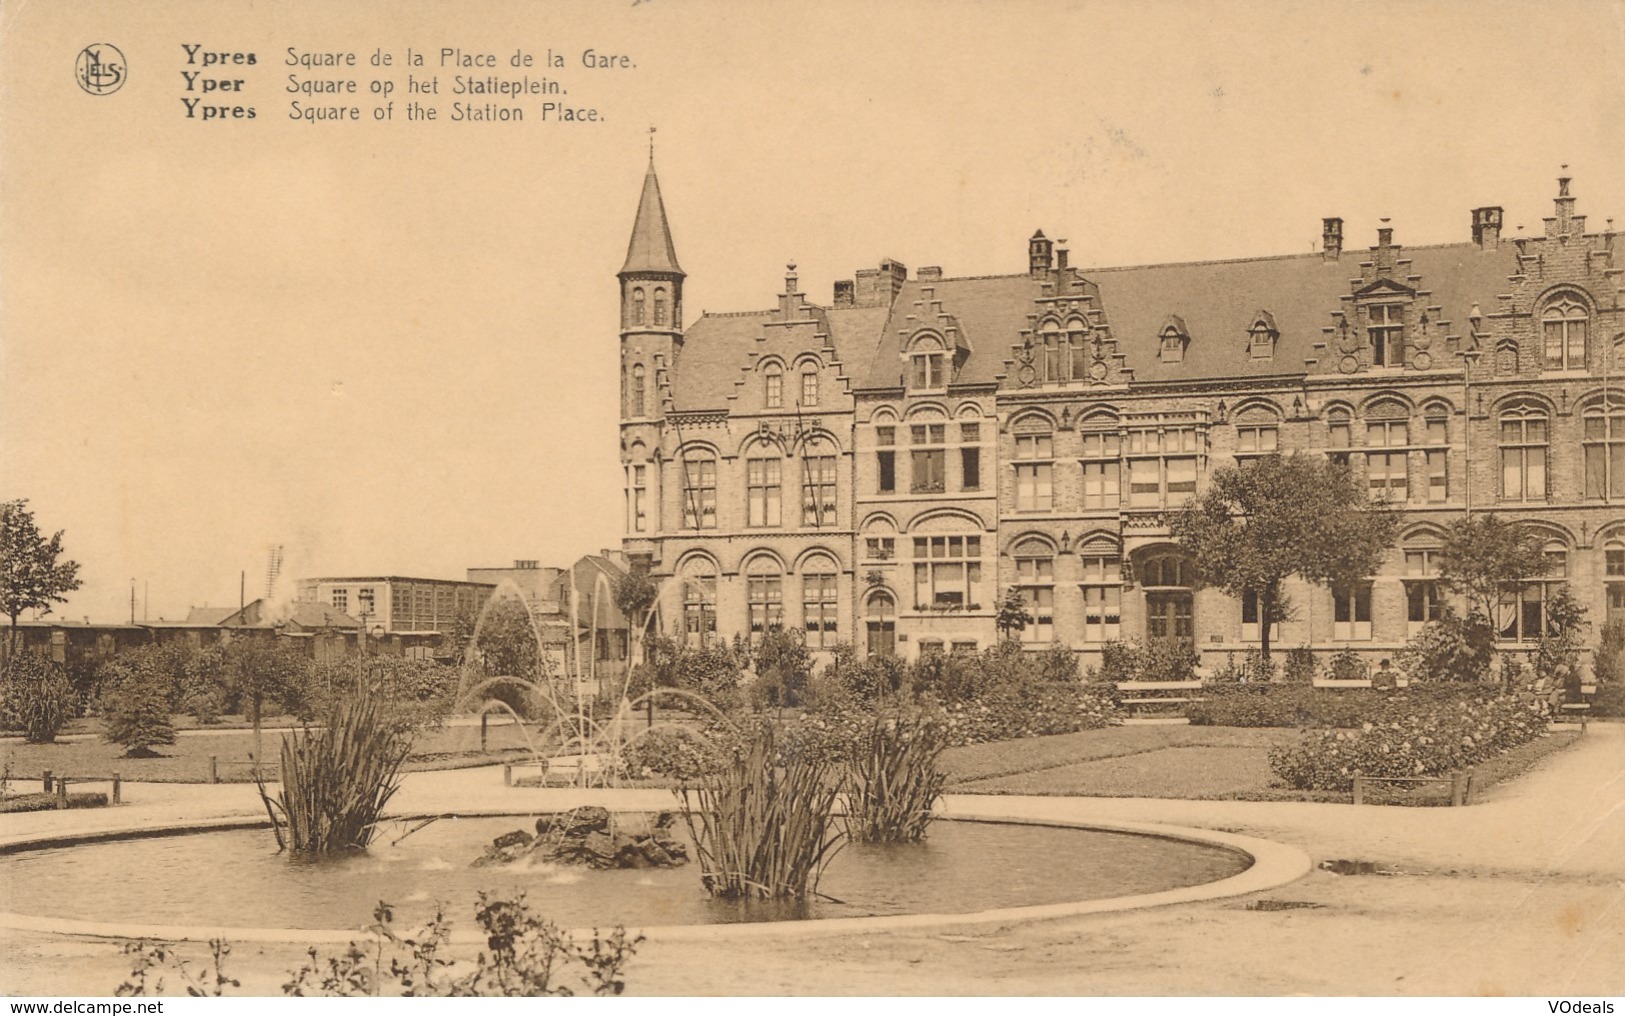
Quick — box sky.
[2,0,1623,623]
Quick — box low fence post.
[1463,766,1477,806]
[55,778,68,809]
[481,712,489,753]
[503,763,513,787]
[112,772,122,805]
[209,755,219,784]
[1450,771,1465,807]
[1352,772,1364,806]
[42,770,52,794]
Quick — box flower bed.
[1188,684,1383,729]
[1268,689,1551,792]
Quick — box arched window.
[1498,540,1568,641]
[764,363,784,408]
[630,363,645,417]
[910,335,947,390]
[1068,318,1090,381]
[632,288,646,326]
[866,590,896,658]
[800,437,838,528]
[801,556,839,647]
[653,287,668,327]
[1499,405,1549,502]
[1013,422,1054,511]
[1012,538,1055,643]
[1160,325,1186,364]
[801,365,818,407]
[1140,553,1193,644]
[1041,321,1062,381]
[681,559,717,647]
[746,557,784,636]
[679,449,718,530]
[1079,539,1122,642]
[1583,398,1625,499]
[1542,296,1588,370]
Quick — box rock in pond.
[473,806,689,870]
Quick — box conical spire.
[620,158,684,277]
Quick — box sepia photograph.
[1,0,1622,1000]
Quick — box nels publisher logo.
[76,43,126,95]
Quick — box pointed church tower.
[619,157,685,423]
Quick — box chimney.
[1471,206,1503,250]
[833,279,855,307]
[1028,230,1053,277]
[1055,246,1069,272]
[917,266,943,282]
[1321,218,1343,260]
[852,260,907,308]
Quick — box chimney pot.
[1055,248,1069,271]
[1472,206,1503,250]
[833,279,855,307]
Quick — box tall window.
[1327,407,1352,468]
[800,439,837,527]
[960,422,982,491]
[866,591,896,658]
[1583,399,1625,500]
[1368,304,1405,366]
[1014,429,1054,511]
[801,558,839,647]
[910,423,946,493]
[1500,407,1548,502]
[764,364,783,408]
[1041,321,1063,382]
[746,558,784,636]
[746,455,782,527]
[1404,541,1443,636]
[682,562,717,647]
[630,464,648,532]
[680,452,718,529]
[1081,431,1121,508]
[913,535,983,609]
[653,288,668,326]
[1423,409,1449,503]
[1498,542,1567,641]
[1127,424,1199,507]
[1542,296,1588,370]
[357,587,375,617]
[1079,549,1122,642]
[1012,539,1055,643]
[801,366,818,407]
[1067,319,1091,380]
[1366,419,1409,501]
[630,364,645,416]
[1235,423,1278,465]
[1142,554,1194,643]
[1606,539,1625,627]
[1333,583,1373,640]
[911,337,947,390]
[876,425,896,494]
[632,287,645,325]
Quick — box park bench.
[1115,679,1206,722]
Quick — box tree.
[994,586,1034,642]
[1437,514,1551,623]
[224,637,311,766]
[1170,453,1398,661]
[1,499,83,652]
[97,647,177,757]
[612,562,659,671]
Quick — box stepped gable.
[859,274,1044,389]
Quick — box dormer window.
[1367,303,1405,366]
[1159,317,1189,364]
[764,363,783,408]
[1248,312,1278,359]
[910,335,947,390]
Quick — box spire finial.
[648,125,657,161]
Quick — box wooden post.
[112,773,121,805]
[503,763,513,787]
[1463,767,1476,806]
[42,770,52,794]
[209,755,219,784]
[55,778,68,809]
[1352,772,1364,806]
[1451,771,1465,807]
[481,712,488,753]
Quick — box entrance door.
[1145,591,1194,644]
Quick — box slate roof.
[620,160,684,276]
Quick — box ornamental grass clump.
[845,712,948,844]
[680,720,845,900]
[262,686,412,854]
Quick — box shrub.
[265,684,413,853]
[1395,607,1494,684]
[1533,587,1589,696]
[1189,684,1380,728]
[745,628,813,708]
[1326,647,1369,682]
[1591,681,1625,718]
[1096,640,1139,683]
[619,724,732,780]
[1211,649,1278,685]
[1139,638,1200,683]
[1593,620,1625,687]
[1,650,74,743]
[1282,646,1319,684]
[1268,688,1550,792]
[99,663,177,758]
[845,712,949,844]
[680,719,845,900]
[1033,643,1080,683]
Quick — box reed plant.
[844,713,948,843]
[261,685,412,854]
[680,720,845,900]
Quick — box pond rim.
[0,809,1312,944]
